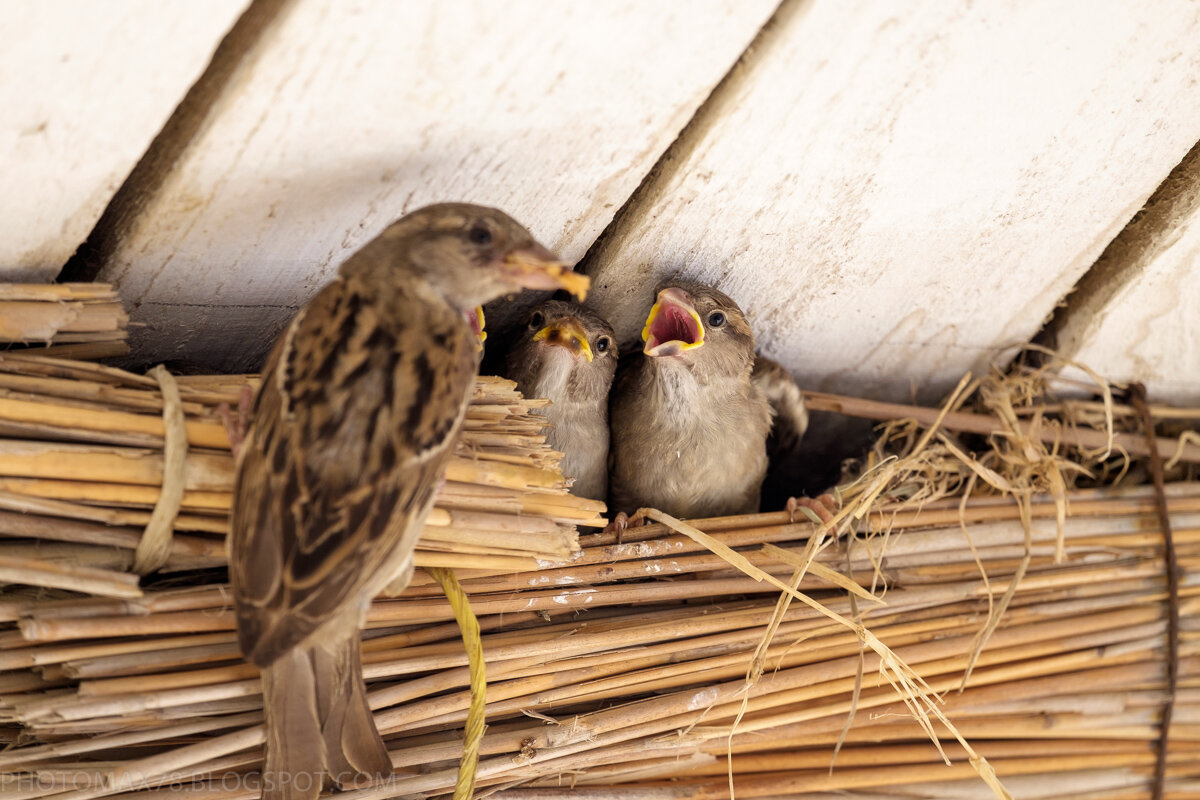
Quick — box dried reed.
[0,355,1194,799]
[0,352,598,600]
[0,284,129,360]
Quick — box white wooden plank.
[583,0,1200,402]
[94,0,777,370]
[1053,144,1200,404]
[0,0,249,281]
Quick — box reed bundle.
[0,354,1195,799]
[0,285,129,360]
[0,483,1194,799]
[0,352,599,600]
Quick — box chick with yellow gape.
[608,280,835,532]
[502,300,618,501]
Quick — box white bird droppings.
[688,687,720,710]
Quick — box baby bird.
[503,301,617,500]
[609,281,770,519]
[229,203,586,800]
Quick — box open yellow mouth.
[641,289,705,357]
[469,306,487,351]
[533,319,594,362]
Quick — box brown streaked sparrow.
[230,203,586,799]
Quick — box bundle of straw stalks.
[0,285,129,360]
[0,351,599,599]
[0,354,1196,800]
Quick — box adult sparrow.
[608,282,770,519]
[230,203,586,799]
[502,300,617,500]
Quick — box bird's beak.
[501,244,589,300]
[533,317,594,362]
[467,306,486,351]
[642,287,704,357]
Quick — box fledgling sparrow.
[608,282,770,519]
[229,203,586,800]
[502,300,617,500]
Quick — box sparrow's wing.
[752,355,809,454]
[230,276,476,666]
[753,355,810,512]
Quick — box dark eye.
[595,336,610,354]
[468,223,493,246]
[707,311,726,328]
[528,311,544,330]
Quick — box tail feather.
[261,636,393,799]
[262,649,326,800]
[314,636,392,786]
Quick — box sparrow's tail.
[260,635,392,800]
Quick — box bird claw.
[786,493,840,528]
[218,383,255,459]
[606,511,645,544]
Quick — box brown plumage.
[230,203,585,800]
[609,282,770,518]
[752,354,809,469]
[753,354,834,515]
[502,300,617,500]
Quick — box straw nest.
[0,350,1196,800]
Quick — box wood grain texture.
[0,0,248,281]
[582,0,1200,402]
[1051,142,1200,404]
[92,0,778,371]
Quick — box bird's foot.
[606,511,645,544]
[786,493,840,528]
[218,383,255,459]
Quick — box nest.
[0,347,1196,799]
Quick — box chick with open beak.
[503,300,617,500]
[609,282,771,519]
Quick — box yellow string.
[430,567,487,800]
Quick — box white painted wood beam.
[583,0,1200,402]
[0,0,249,281]
[90,0,777,370]
[1052,142,1200,404]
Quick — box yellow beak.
[533,318,594,362]
[474,305,487,351]
[641,287,705,357]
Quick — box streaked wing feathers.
[231,276,475,666]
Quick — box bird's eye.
[528,311,545,330]
[595,336,610,353]
[468,223,493,246]
[707,311,726,328]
